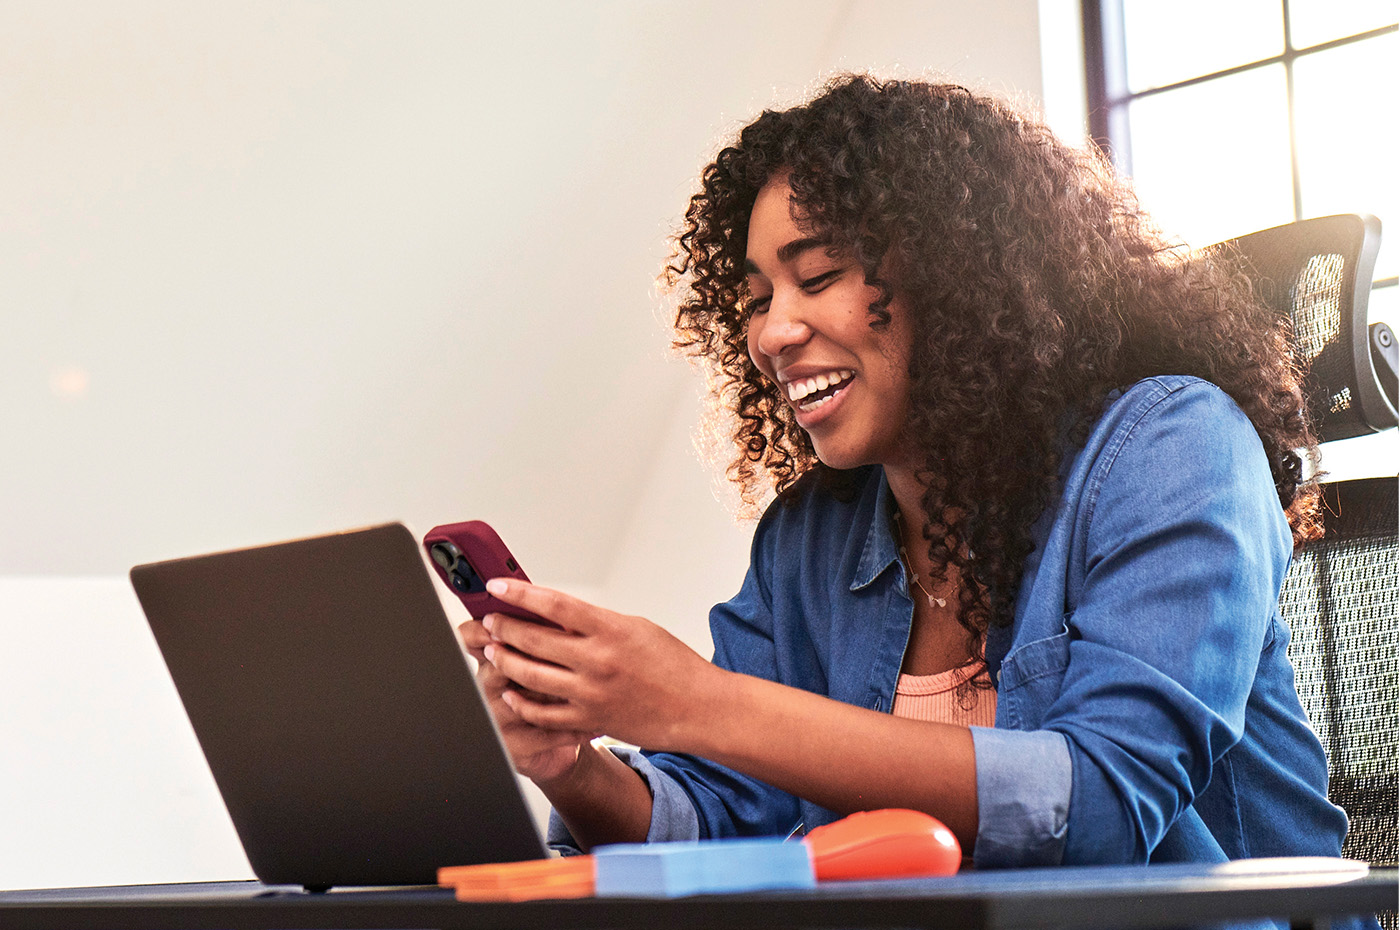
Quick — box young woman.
[459,75,1351,874]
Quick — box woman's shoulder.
[1104,374,1235,411]
[1076,375,1278,514]
[1091,376,1255,447]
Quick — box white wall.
[0,0,1048,890]
[0,578,252,888]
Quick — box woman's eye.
[746,295,772,315]
[799,269,843,292]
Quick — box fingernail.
[486,578,508,595]
[481,615,495,633]
[483,644,497,663]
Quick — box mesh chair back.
[1224,213,1396,440]
[1280,476,1398,868]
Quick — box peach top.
[891,662,997,726]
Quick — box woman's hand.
[457,617,595,783]
[476,580,980,851]
[475,579,723,752]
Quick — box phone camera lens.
[450,571,471,592]
[430,542,459,570]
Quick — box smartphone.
[422,520,550,624]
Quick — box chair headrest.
[1222,214,1396,442]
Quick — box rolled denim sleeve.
[974,380,1293,866]
[971,726,1072,865]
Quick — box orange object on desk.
[804,809,961,881]
[438,855,595,901]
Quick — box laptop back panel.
[130,523,546,888]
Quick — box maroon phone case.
[422,520,549,624]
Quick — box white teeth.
[785,369,853,405]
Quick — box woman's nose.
[752,291,812,359]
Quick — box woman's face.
[745,176,914,472]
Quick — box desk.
[1,858,1393,930]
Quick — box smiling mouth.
[786,369,854,412]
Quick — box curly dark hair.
[666,74,1319,652]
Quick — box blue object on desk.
[593,837,816,897]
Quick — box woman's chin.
[811,445,870,472]
[810,435,911,473]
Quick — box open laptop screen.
[130,523,546,890]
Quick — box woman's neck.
[885,463,968,587]
[884,464,928,542]
[886,463,973,675]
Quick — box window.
[1082,0,1397,332]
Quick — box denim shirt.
[550,377,1353,889]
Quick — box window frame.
[1081,0,1398,292]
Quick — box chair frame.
[1227,213,1395,440]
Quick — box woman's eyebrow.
[745,236,831,275]
[776,236,828,263]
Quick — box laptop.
[129,523,548,891]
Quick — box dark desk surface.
[1,857,1393,930]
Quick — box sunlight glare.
[1127,65,1295,248]
[1293,33,1398,281]
[1289,0,1398,48]
[1123,0,1283,92]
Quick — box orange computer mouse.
[803,809,961,881]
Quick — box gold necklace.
[893,510,948,609]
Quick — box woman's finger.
[481,611,594,671]
[458,619,492,664]
[500,711,587,751]
[483,579,605,635]
[484,640,578,699]
[501,688,594,733]
[458,618,491,649]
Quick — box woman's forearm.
[536,740,654,851]
[679,667,980,850]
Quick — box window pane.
[1127,66,1295,248]
[1123,0,1284,91]
[1289,0,1398,48]
[1293,33,1398,280]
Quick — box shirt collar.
[851,467,903,591]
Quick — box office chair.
[1226,214,1397,440]
[1223,214,1397,927]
